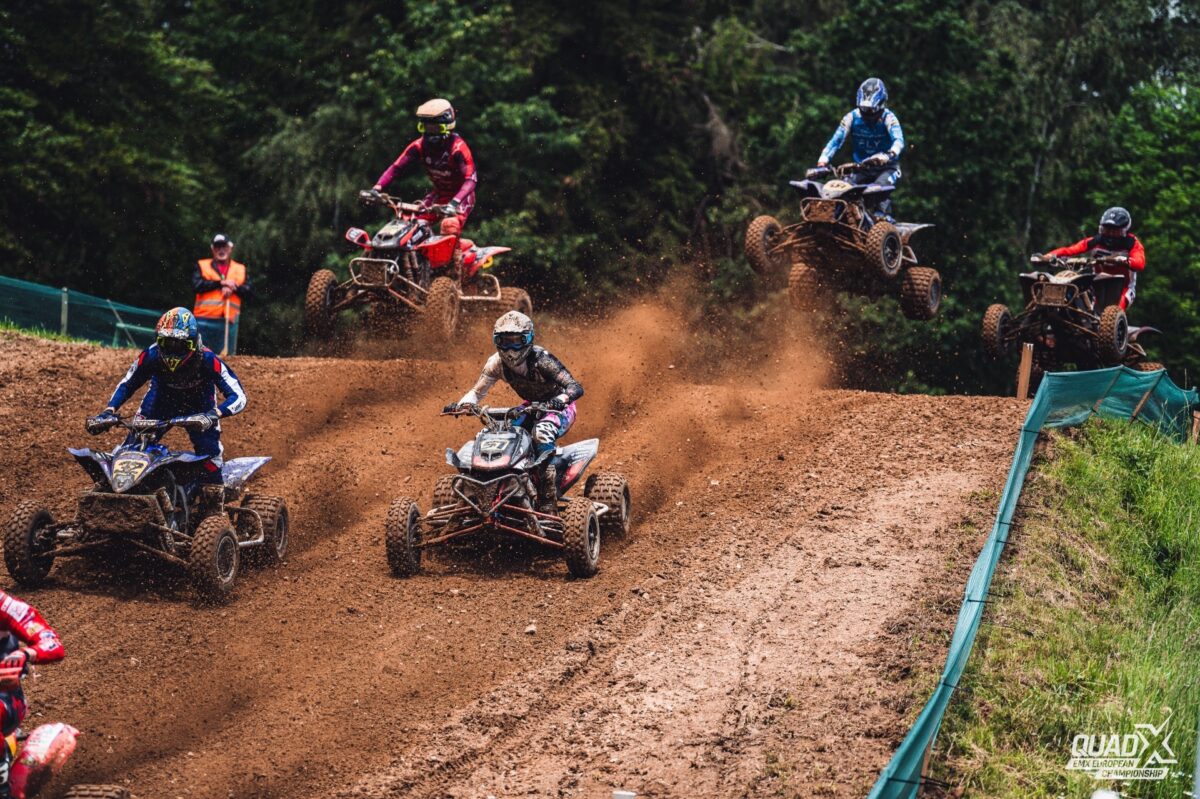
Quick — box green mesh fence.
[0,275,163,348]
[868,366,1199,799]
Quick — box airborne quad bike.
[304,190,532,343]
[982,254,1163,387]
[745,162,942,320]
[3,416,289,600]
[385,403,631,579]
[0,657,130,799]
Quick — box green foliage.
[0,0,1198,384]
[934,421,1200,797]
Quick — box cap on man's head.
[211,233,233,248]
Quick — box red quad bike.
[744,162,942,321]
[304,191,532,343]
[0,661,129,799]
[982,253,1165,389]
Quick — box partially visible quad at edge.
[744,162,942,321]
[3,415,290,601]
[385,403,632,580]
[304,190,533,345]
[981,253,1165,389]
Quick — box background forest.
[2,0,1197,392]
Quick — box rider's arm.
[0,593,64,663]
[1046,238,1093,258]
[452,141,477,204]
[459,354,503,405]
[210,353,248,417]
[374,140,421,190]
[818,112,854,165]
[884,110,905,158]
[106,349,155,411]
[536,350,584,403]
[1128,236,1146,270]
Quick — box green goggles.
[416,120,453,136]
[156,335,195,358]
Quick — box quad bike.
[304,190,533,343]
[0,641,130,799]
[745,162,942,320]
[3,416,289,600]
[981,254,1164,388]
[385,403,631,579]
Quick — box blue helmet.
[857,78,888,120]
[155,307,201,372]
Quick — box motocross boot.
[538,463,558,516]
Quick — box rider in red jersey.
[372,98,477,236]
[0,591,64,798]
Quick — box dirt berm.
[0,303,1022,798]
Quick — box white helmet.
[493,311,534,368]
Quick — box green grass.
[0,319,97,345]
[933,420,1200,798]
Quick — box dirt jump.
[0,298,1023,798]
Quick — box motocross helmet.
[493,310,534,369]
[155,307,201,372]
[416,98,456,146]
[857,78,888,121]
[1098,206,1132,243]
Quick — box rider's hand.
[444,199,462,216]
[0,649,29,672]
[1029,253,1045,263]
[178,411,218,432]
[442,402,459,414]
[864,152,890,167]
[86,409,118,435]
[545,397,567,411]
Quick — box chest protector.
[500,348,560,402]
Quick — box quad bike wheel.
[982,304,1013,359]
[63,786,132,799]
[422,277,460,342]
[499,286,534,316]
[304,269,339,339]
[787,262,820,311]
[1132,361,1166,373]
[899,267,942,321]
[240,494,289,567]
[385,497,422,577]
[3,502,56,587]
[1098,305,1130,365]
[561,498,600,578]
[744,215,789,276]
[188,515,240,601]
[432,475,459,509]
[865,220,903,279]
[584,472,631,537]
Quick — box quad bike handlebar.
[85,413,212,436]
[442,403,557,432]
[358,190,458,218]
[1029,253,1130,270]
[805,161,884,180]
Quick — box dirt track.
[0,302,1023,798]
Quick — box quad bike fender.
[894,222,934,241]
[1128,325,1161,343]
[466,245,512,270]
[221,456,271,492]
[553,438,599,495]
[860,184,896,197]
[446,441,475,470]
[10,722,79,799]
[788,179,822,196]
[69,448,112,485]
[417,234,458,268]
[345,227,372,249]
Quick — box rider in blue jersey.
[814,78,905,219]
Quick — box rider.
[1034,207,1145,309]
[87,308,248,495]
[0,590,64,799]
[371,98,477,238]
[813,77,905,219]
[443,311,584,513]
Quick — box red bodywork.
[10,723,78,799]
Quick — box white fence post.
[59,287,68,335]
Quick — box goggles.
[494,332,531,351]
[157,335,195,357]
[1099,225,1127,238]
[417,120,453,136]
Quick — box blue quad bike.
[3,416,289,600]
[745,161,942,320]
[385,403,631,579]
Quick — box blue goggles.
[494,332,532,351]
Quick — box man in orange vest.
[192,233,251,354]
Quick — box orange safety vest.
[194,259,246,322]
